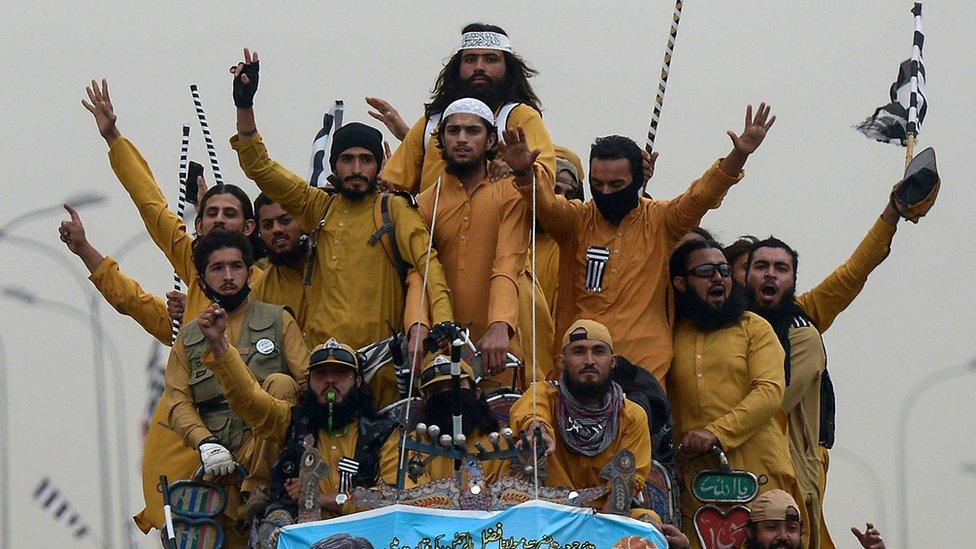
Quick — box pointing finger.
[63,203,80,223]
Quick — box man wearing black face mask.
[164,230,310,545]
[511,104,776,386]
[397,355,504,485]
[230,48,454,409]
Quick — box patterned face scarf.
[556,375,624,456]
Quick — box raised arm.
[662,103,772,241]
[229,48,333,231]
[59,203,174,345]
[379,115,428,194]
[504,126,583,244]
[197,304,293,442]
[82,79,196,281]
[796,201,899,332]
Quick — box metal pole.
[0,334,9,549]
[0,237,118,549]
[830,446,888,529]
[897,357,976,548]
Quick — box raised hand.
[58,203,89,255]
[230,48,260,108]
[727,103,775,156]
[642,149,659,183]
[851,523,885,549]
[81,79,120,145]
[366,97,409,141]
[499,126,540,180]
[198,303,229,355]
[166,291,187,323]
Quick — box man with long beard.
[251,194,310,329]
[373,22,555,194]
[415,97,553,386]
[196,318,400,529]
[666,239,802,549]
[229,49,453,407]
[509,320,652,514]
[515,104,775,384]
[164,230,310,547]
[744,195,908,548]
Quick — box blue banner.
[278,501,667,549]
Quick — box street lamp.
[897,356,976,548]
[0,235,121,549]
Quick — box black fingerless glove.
[233,61,260,108]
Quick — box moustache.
[343,176,368,185]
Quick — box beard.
[747,284,798,319]
[294,384,373,435]
[458,77,502,111]
[675,284,747,332]
[443,152,484,179]
[335,175,377,201]
[562,369,611,403]
[423,388,499,437]
[267,237,308,268]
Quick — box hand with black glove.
[199,440,236,476]
[230,48,260,109]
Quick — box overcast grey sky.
[2,1,974,547]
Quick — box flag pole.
[904,3,924,170]
[643,0,684,190]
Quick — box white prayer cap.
[442,98,495,126]
[457,31,513,53]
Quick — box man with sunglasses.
[197,324,401,535]
[666,239,802,548]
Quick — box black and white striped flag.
[584,246,611,293]
[308,100,345,188]
[337,457,359,494]
[855,3,927,146]
[33,477,90,538]
[142,341,165,437]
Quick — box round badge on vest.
[256,338,276,355]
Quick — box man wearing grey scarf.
[509,319,653,515]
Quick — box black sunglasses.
[309,346,359,369]
[685,263,732,278]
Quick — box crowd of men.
[56,22,934,548]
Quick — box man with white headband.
[414,97,554,388]
[370,23,556,195]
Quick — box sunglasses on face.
[685,263,732,278]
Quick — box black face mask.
[424,388,495,437]
[202,282,251,313]
[590,178,642,226]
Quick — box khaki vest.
[183,300,286,451]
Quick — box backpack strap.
[495,102,521,143]
[422,113,442,155]
[303,193,338,286]
[368,194,412,282]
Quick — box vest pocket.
[202,408,248,452]
[188,367,224,405]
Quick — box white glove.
[199,442,236,476]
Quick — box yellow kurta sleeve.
[661,160,743,243]
[517,165,585,244]
[281,312,311,389]
[488,184,530,331]
[108,137,195,282]
[89,256,173,345]
[390,197,454,327]
[620,401,652,493]
[164,337,211,449]
[705,316,786,453]
[782,326,826,413]
[796,217,896,333]
[403,269,430,329]
[381,116,428,194]
[230,132,332,232]
[202,347,293,443]
[509,381,557,437]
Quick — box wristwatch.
[334,493,348,508]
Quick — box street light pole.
[831,446,888,529]
[897,357,976,548]
[0,334,10,549]
[0,237,119,549]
